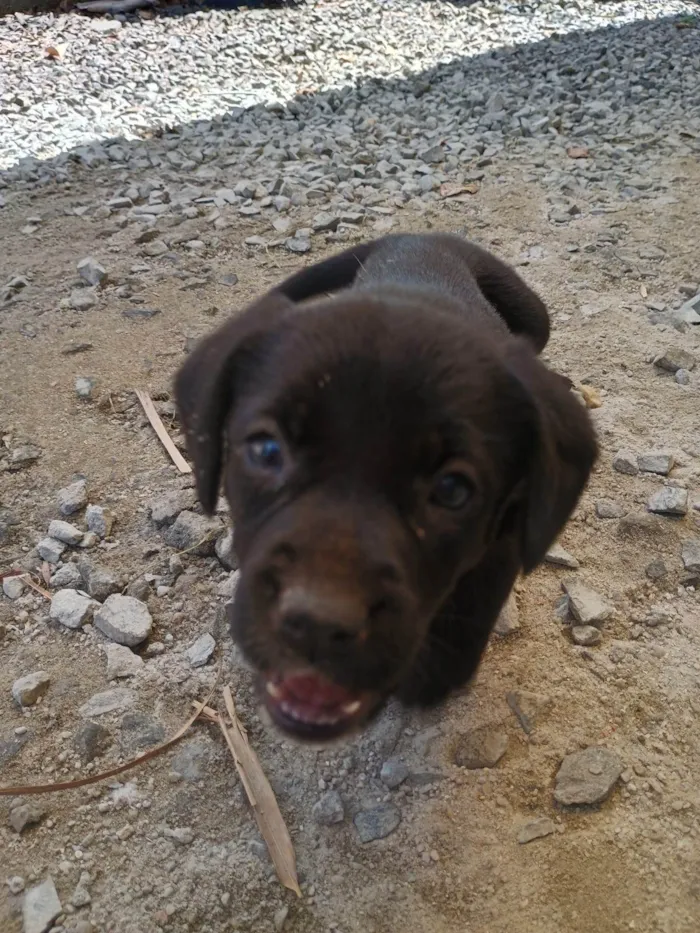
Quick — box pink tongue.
[280,673,356,709]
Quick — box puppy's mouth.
[261,670,373,741]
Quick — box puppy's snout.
[277,586,369,660]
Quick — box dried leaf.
[440,182,478,199]
[566,146,590,160]
[134,389,191,474]
[218,687,301,897]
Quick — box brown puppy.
[175,233,597,741]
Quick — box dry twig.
[134,388,191,474]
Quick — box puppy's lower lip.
[342,700,361,715]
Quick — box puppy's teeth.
[266,681,282,699]
[342,700,361,716]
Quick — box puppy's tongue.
[264,671,363,729]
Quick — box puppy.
[175,233,597,741]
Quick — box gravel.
[94,593,153,646]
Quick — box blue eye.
[246,433,284,471]
[431,472,473,510]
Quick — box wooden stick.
[134,389,192,474]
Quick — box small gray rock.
[71,871,92,908]
[571,625,602,646]
[186,633,216,668]
[120,711,165,750]
[79,687,135,718]
[517,817,555,844]
[58,479,88,516]
[638,451,674,475]
[94,594,152,646]
[354,803,401,842]
[163,510,221,556]
[78,561,120,601]
[37,537,66,564]
[285,236,311,254]
[50,564,83,589]
[595,499,626,519]
[47,520,83,545]
[75,376,96,400]
[645,558,668,581]
[544,543,580,569]
[675,369,691,386]
[273,906,289,932]
[2,576,25,600]
[554,746,623,806]
[7,875,25,895]
[312,790,345,825]
[70,288,97,312]
[380,758,409,789]
[77,257,107,287]
[562,580,612,626]
[12,671,50,707]
[7,444,41,471]
[612,450,638,475]
[86,505,114,538]
[105,644,144,679]
[50,589,97,629]
[147,490,196,527]
[506,690,554,735]
[9,802,46,834]
[74,721,111,762]
[681,538,700,573]
[23,876,62,933]
[647,486,688,516]
[653,348,696,373]
[493,591,520,635]
[452,726,508,769]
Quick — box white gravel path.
[1,0,698,170]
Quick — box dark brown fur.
[175,233,597,738]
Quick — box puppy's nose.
[277,586,368,659]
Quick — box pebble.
[675,369,691,386]
[506,690,553,735]
[273,906,289,932]
[94,594,153,647]
[571,625,602,647]
[163,826,195,845]
[517,817,555,845]
[562,580,612,626]
[105,644,144,679]
[544,543,580,570]
[452,726,508,769]
[554,746,623,806]
[162,510,221,556]
[186,632,216,668]
[147,490,196,527]
[50,589,97,630]
[47,520,84,546]
[9,802,46,834]
[638,451,674,475]
[354,803,401,842]
[71,872,92,909]
[312,790,345,825]
[86,504,114,538]
[79,687,135,718]
[12,671,51,707]
[681,538,700,573]
[380,758,409,789]
[70,289,97,312]
[23,877,62,933]
[8,876,25,895]
[57,480,88,516]
[74,721,111,763]
[37,537,66,564]
[77,257,106,287]
[645,557,668,581]
[647,486,689,516]
[612,450,639,476]
[75,376,96,400]
[6,444,41,471]
[215,528,237,570]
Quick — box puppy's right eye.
[246,433,284,472]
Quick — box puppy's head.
[175,251,596,741]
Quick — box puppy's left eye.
[430,472,474,510]
[246,433,284,472]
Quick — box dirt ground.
[1,149,700,933]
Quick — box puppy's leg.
[399,538,520,707]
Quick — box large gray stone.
[162,510,221,556]
[50,589,97,629]
[647,486,688,516]
[94,594,152,646]
[23,876,62,933]
[47,520,84,545]
[554,746,623,806]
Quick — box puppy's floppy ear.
[174,290,295,514]
[275,239,380,300]
[505,340,598,573]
